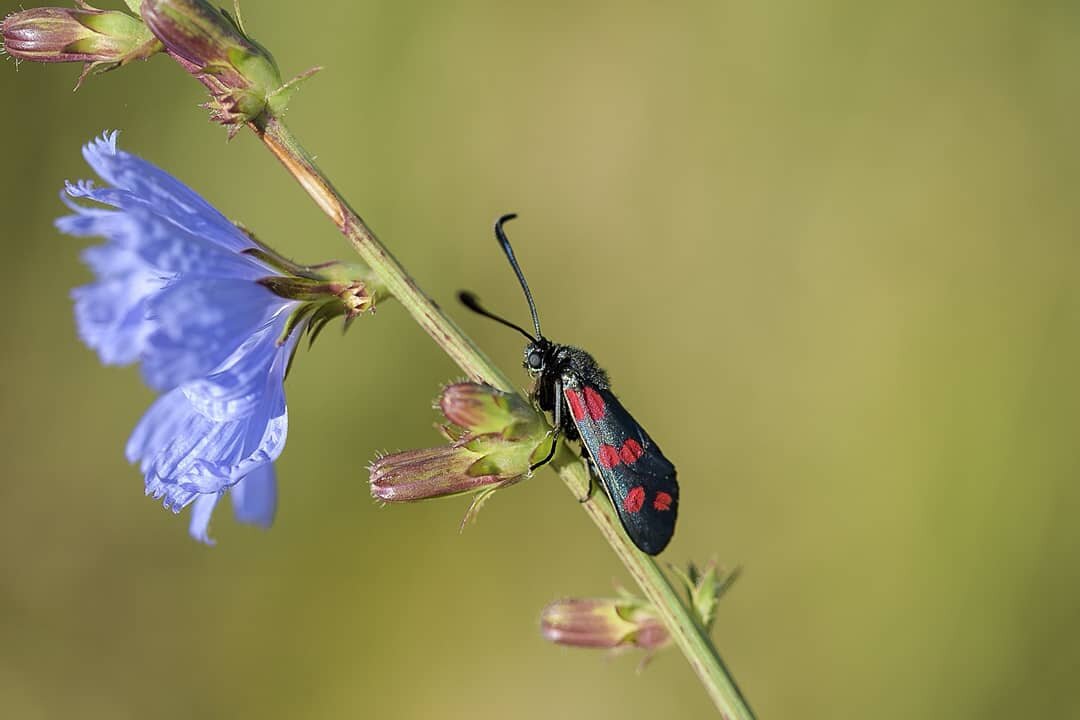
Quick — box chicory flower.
[58,132,379,542]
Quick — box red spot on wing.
[653,491,673,512]
[583,386,606,420]
[624,486,645,513]
[598,444,621,468]
[566,389,586,421]
[619,438,644,464]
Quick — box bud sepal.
[249,256,385,352]
[670,559,740,632]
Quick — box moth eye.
[527,351,543,370]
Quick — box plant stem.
[250,113,755,719]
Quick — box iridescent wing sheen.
[563,384,678,555]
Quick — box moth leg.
[529,430,560,471]
[530,378,562,471]
[576,469,595,503]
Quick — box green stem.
[250,113,755,719]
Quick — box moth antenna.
[494,213,543,340]
[458,291,536,342]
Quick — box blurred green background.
[3,1,1080,717]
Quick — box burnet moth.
[459,214,679,555]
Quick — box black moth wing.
[563,384,679,555]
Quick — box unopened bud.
[369,384,551,523]
[540,596,670,654]
[440,382,536,435]
[2,3,161,87]
[541,564,740,663]
[141,0,313,132]
[369,430,546,504]
[370,439,515,503]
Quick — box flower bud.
[540,596,670,654]
[1,3,161,87]
[141,0,310,132]
[369,384,551,522]
[541,564,740,663]
[370,437,520,503]
[369,428,546,503]
[440,382,535,435]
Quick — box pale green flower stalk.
[3,1,755,716]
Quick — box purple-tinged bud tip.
[440,382,535,435]
[2,3,161,87]
[540,597,671,654]
[370,442,507,503]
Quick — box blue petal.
[117,207,266,280]
[180,316,290,422]
[69,241,167,365]
[137,388,286,509]
[74,132,255,255]
[79,240,151,281]
[231,464,277,528]
[127,391,197,471]
[57,206,142,254]
[58,201,265,282]
[71,280,156,365]
[188,492,222,545]
[186,466,276,545]
[128,319,296,511]
[140,278,290,391]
